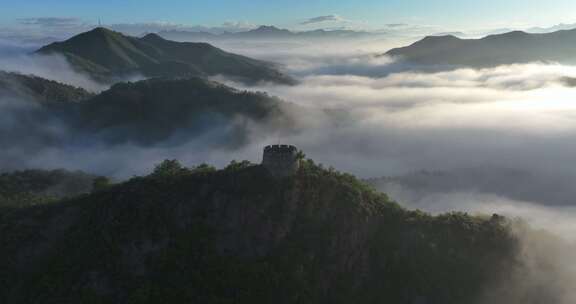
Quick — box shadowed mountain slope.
[36,27,295,85]
[0,73,306,148]
[386,29,576,67]
[0,159,525,304]
[0,71,93,105]
[74,77,300,145]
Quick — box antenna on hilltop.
[98,17,102,27]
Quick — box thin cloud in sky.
[300,15,347,25]
[18,17,84,27]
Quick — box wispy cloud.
[385,23,409,28]
[18,17,84,28]
[300,15,347,25]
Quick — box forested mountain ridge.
[36,27,295,85]
[1,74,305,147]
[0,159,527,304]
[0,70,93,105]
[74,77,302,145]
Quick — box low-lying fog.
[2,32,576,302]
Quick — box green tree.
[152,159,189,177]
[192,163,216,174]
[225,160,252,171]
[296,150,306,160]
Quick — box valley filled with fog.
[3,28,576,302]
[5,32,576,218]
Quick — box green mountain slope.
[0,71,93,105]
[0,169,100,208]
[386,29,576,67]
[0,71,94,149]
[0,159,523,304]
[36,27,295,85]
[1,73,304,147]
[75,77,300,145]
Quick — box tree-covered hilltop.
[0,71,93,105]
[76,77,302,145]
[1,73,313,148]
[0,159,524,304]
[0,169,102,208]
[36,27,295,85]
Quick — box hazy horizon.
[3,0,576,41]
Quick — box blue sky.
[1,0,576,30]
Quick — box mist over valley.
[2,6,576,302]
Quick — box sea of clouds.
[3,29,576,303]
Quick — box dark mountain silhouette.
[386,29,576,67]
[75,77,301,145]
[0,71,93,105]
[0,158,529,304]
[36,27,295,85]
[0,71,95,150]
[1,73,307,148]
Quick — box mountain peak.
[249,25,292,34]
[141,32,166,42]
[90,27,113,33]
[84,27,120,37]
[40,26,127,50]
[421,34,462,42]
[255,25,281,31]
[482,30,530,40]
[406,34,462,48]
[36,28,295,85]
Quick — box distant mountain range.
[386,28,576,67]
[158,25,375,41]
[36,27,295,85]
[526,23,576,33]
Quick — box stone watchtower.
[262,145,300,177]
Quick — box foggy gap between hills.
[2,37,576,302]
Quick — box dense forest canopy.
[0,158,546,304]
